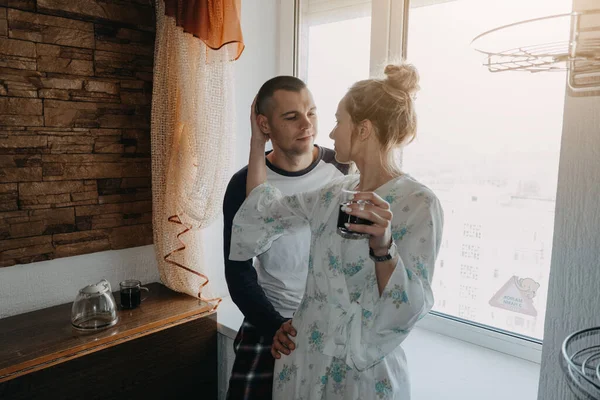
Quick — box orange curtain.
[164,0,244,60]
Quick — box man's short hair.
[255,76,307,116]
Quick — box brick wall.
[0,0,155,267]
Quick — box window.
[458,304,477,319]
[293,0,569,354]
[402,0,570,341]
[461,244,480,260]
[459,284,478,300]
[460,264,479,280]
[463,223,482,239]
[297,0,372,150]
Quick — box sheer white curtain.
[151,0,240,307]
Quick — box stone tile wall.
[0,0,155,267]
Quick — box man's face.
[259,88,317,156]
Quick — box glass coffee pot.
[71,279,118,331]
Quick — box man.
[224,76,348,399]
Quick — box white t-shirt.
[224,146,347,319]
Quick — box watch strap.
[369,241,397,262]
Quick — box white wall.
[200,0,280,297]
[232,0,279,173]
[537,2,600,399]
[0,245,160,318]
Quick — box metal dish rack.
[562,327,600,399]
[471,9,600,93]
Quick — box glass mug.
[119,280,149,309]
[336,189,373,239]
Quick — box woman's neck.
[355,156,399,192]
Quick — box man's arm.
[223,170,287,338]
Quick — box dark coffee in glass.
[120,287,141,309]
[336,189,373,239]
[119,280,149,310]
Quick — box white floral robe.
[230,174,443,400]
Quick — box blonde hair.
[344,62,420,175]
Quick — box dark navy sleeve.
[321,147,350,175]
[223,167,288,338]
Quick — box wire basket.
[471,9,600,93]
[561,327,600,399]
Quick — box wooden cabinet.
[0,283,217,400]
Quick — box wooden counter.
[0,282,217,399]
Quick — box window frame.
[279,0,554,363]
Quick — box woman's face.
[329,97,355,164]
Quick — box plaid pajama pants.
[226,320,276,400]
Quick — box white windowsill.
[216,296,541,363]
[418,312,543,363]
[216,296,540,399]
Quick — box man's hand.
[271,320,297,359]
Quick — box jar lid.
[80,279,111,295]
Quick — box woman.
[229,63,443,399]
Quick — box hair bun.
[383,63,420,96]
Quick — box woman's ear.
[256,114,270,134]
[359,120,373,141]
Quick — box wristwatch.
[369,241,398,262]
